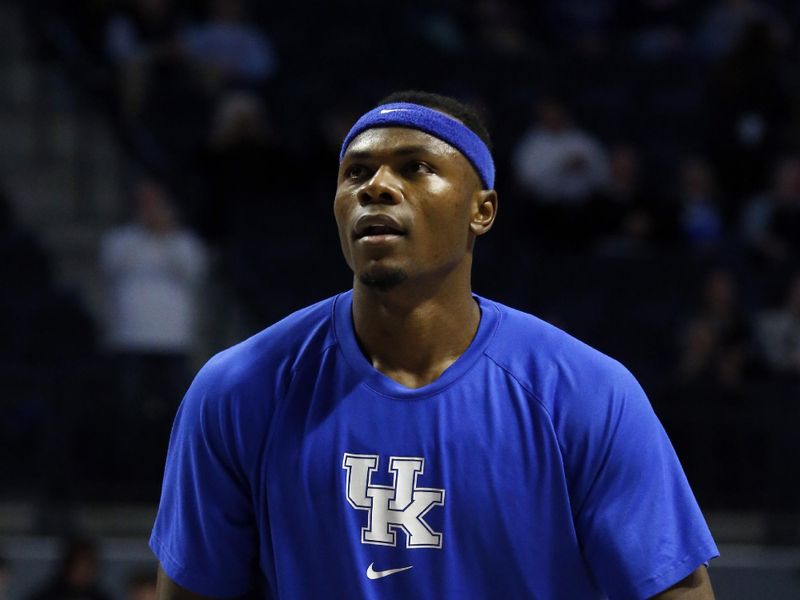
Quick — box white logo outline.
[342,453,445,549]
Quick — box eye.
[344,164,369,180]
[407,161,434,175]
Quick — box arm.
[563,361,718,598]
[650,566,715,599]
[157,566,217,600]
[149,357,260,597]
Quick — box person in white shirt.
[756,274,800,375]
[100,178,207,483]
[512,97,609,205]
[181,0,277,88]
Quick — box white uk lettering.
[342,453,445,549]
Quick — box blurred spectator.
[127,571,157,600]
[586,144,654,254]
[694,0,785,62]
[469,0,532,57]
[198,91,290,241]
[538,0,616,51]
[106,0,183,67]
[706,15,790,204]
[512,97,609,205]
[182,0,277,91]
[198,92,348,329]
[677,269,750,388]
[100,179,207,478]
[741,155,800,264]
[106,0,186,117]
[414,7,465,56]
[26,538,111,600]
[624,0,700,62]
[755,274,800,376]
[677,157,725,250]
[101,178,207,357]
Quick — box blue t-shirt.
[150,291,717,599]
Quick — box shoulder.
[481,297,643,420]
[173,227,205,245]
[195,294,340,399]
[102,223,139,244]
[515,128,548,150]
[481,298,666,509]
[173,295,341,465]
[100,226,143,261]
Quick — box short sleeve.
[150,359,258,597]
[563,365,718,600]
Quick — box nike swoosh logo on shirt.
[366,562,413,579]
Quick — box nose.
[358,165,402,206]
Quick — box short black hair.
[377,90,492,151]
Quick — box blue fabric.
[339,103,496,189]
[150,291,718,599]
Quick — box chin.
[358,266,408,291]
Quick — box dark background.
[1,0,799,597]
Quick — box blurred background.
[0,0,799,597]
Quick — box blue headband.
[339,102,495,189]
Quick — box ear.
[469,189,498,237]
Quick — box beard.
[359,266,408,291]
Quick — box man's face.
[334,127,492,291]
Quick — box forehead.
[343,127,463,161]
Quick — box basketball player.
[152,91,717,599]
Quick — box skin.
[652,566,715,599]
[157,567,211,600]
[156,123,714,599]
[334,127,496,388]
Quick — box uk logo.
[342,453,445,549]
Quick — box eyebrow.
[343,145,433,161]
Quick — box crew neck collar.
[332,290,500,400]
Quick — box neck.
[351,262,480,389]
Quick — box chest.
[263,368,574,547]
[251,364,600,598]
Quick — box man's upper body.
[152,291,717,599]
[512,99,609,205]
[181,0,277,84]
[152,92,717,599]
[101,179,207,353]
